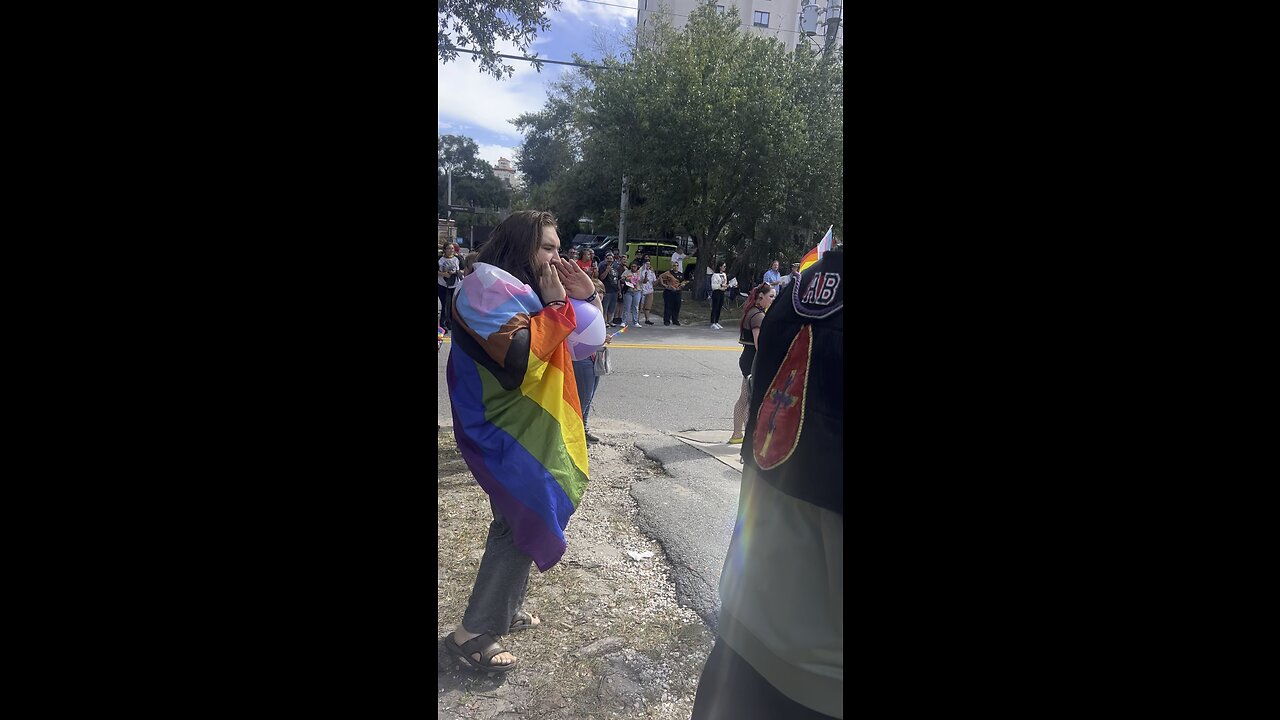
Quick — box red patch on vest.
[753,325,812,470]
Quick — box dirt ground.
[438,427,716,720]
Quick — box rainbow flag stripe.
[799,226,834,273]
[446,263,588,571]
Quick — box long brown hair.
[739,283,773,332]
[475,210,557,301]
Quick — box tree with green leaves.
[439,134,490,178]
[512,98,578,186]
[438,0,562,80]
[573,5,842,274]
[438,134,512,216]
[510,65,622,243]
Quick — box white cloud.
[556,0,637,28]
[476,143,520,169]
[437,8,638,145]
[438,37,567,142]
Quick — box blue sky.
[438,1,636,172]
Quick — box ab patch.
[753,325,812,470]
[793,269,842,319]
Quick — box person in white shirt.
[671,248,686,274]
[438,242,461,333]
[709,261,729,329]
[780,263,801,288]
[638,259,657,326]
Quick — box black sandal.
[444,632,519,673]
[508,611,541,633]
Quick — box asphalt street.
[437,322,745,434]
[437,317,748,631]
[629,434,741,631]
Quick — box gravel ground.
[438,425,715,720]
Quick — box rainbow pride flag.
[798,226,834,273]
[446,263,588,571]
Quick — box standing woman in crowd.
[709,261,728,330]
[572,278,609,444]
[621,261,643,328]
[638,257,657,326]
[438,242,461,334]
[729,283,776,445]
[600,252,621,327]
[444,210,603,673]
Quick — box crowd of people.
[442,239,810,452]
[439,212,842,719]
[549,246,807,332]
[444,240,805,335]
[443,240,809,357]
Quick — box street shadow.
[437,639,511,692]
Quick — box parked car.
[626,241,679,272]
[592,238,630,259]
[568,234,630,264]
[569,234,612,252]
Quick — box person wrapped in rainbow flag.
[443,210,606,674]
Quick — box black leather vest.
[741,250,844,515]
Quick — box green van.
[625,241,679,273]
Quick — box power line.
[441,45,624,71]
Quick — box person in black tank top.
[729,283,777,444]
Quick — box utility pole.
[798,0,842,55]
[824,0,842,52]
[447,168,453,221]
[618,176,629,259]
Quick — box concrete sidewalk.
[438,416,744,475]
[668,430,745,473]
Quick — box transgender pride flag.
[446,263,590,571]
[798,226,834,273]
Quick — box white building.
[492,157,523,190]
[637,0,843,54]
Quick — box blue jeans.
[602,290,619,321]
[572,357,600,432]
[438,283,455,331]
[622,290,641,325]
